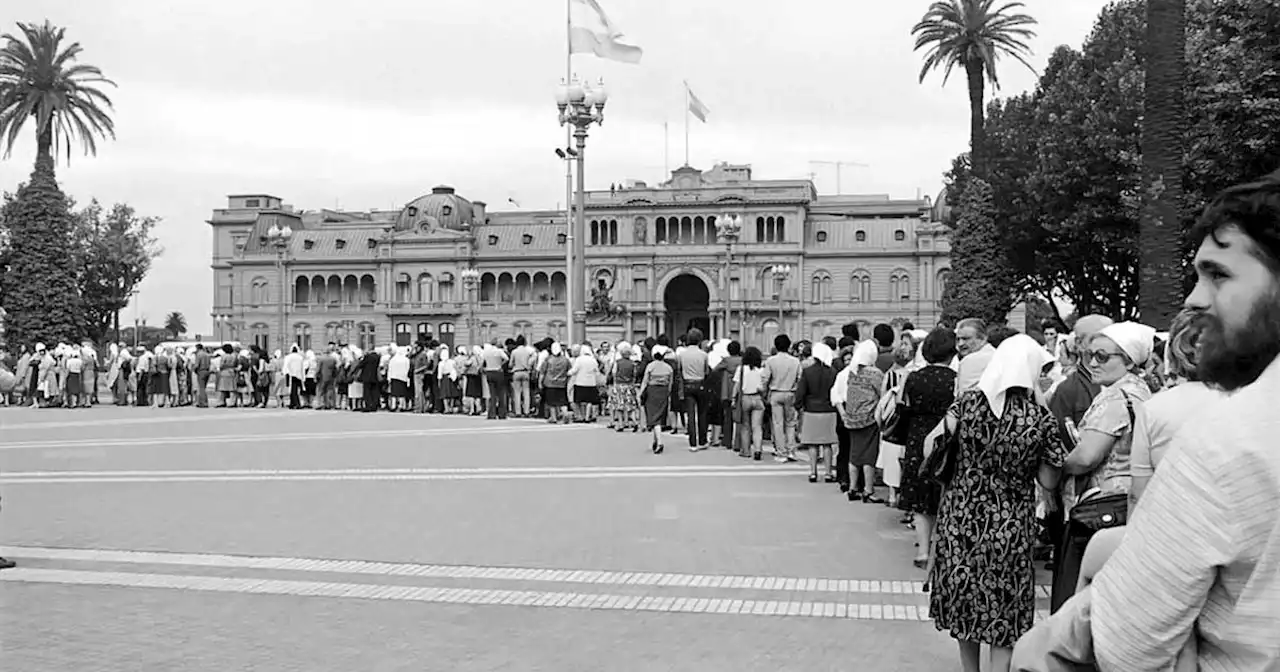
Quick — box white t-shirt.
[734,366,764,395]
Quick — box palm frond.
[912,0,1039,89]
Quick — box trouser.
[196,372,210,407]
[485,370,508,419]
[769,391,798,457]
[512,371,531,416]
[363,381,380,411]
[289,376,302,408]
[415,374,429,412]
[683,380,709,447]
[720,399,735,448]
[317,380,336,409]
[1050,519,1095,613]
[835,421,852,484]
[136,375,150,407]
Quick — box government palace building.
[208,163,953,352]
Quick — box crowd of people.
[3,173,1280,670]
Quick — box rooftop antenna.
[808,160,870,195]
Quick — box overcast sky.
[3,0,1112,335]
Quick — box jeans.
[835,421,851,484]
[768,391,798,457]
[196,372,210,407]
[512,371,531,416]
[736,393,765,456]
[485,370,508,419]
[683,380,709,447]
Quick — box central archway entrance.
[664,273,710,339]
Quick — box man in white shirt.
[1014,172,1280,671]
[954,317,995,394]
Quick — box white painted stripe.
[0,565,936,619]
[0,469,806,484]
[0,410,297,430]
[0,424,588,451]
[0,545,941,595]
[1,464,807,479]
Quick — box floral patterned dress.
[897,364,957,516]
[928,389,1066,647]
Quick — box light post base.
[571,310,589,344]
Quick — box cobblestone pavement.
[0,406,1048,671]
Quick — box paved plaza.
[0,406,1047,670]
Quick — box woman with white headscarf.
[434,344,459,413]
[568,342,601,422]
[460,345,483,415]
[542,342,571,423]
[387,346,412,411]
[796,342,840,483]
[928,334,1065,672]
[839,340,886,502]
[1047,321,1156,610]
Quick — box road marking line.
[0,545,994,596]
[0,469,806,484]
[0,424,588,451]
[0,464,807,479]
[0,411,297,430]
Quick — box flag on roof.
[686,82,709,123]
[570,0,643,64]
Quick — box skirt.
[348,381,364,399]
[642,385,670,429]
[217,369,237,393]
[464,374,483,398]
[65,372,82,395]
[848,424,881,467]
[574,384,600,405]
[390,379,410,398]
[439,376,461,399]
[608,383,638,413]
[544,386,569,407]
[799,411,838,445]
[876,440,904,488]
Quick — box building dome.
[394,185,477,232]
[931,186,953,223]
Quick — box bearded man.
[1014,172,1280,671]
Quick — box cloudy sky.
[4,0,1112,335]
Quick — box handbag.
[920,414,959,485]
[1068,393,1136,531]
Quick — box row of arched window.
[651,215,787,245]
[477,272,567,304]
[794,268,951,304]
[590,219,618,246]
[287,274,377,306]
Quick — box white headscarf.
[1097,321,1157,367]
[977,334,1055,418]
[811,342,835,367]
[550,342,563,357]
[851,340,878,369]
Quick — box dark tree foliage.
[941,178,1016,325]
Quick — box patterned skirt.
[608,383,638,413]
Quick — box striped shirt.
[1091,356,1280,671]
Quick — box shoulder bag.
[1068,392,1135,531]
[920,410,959,485]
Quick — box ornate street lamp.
[460,268,481,346]
[214,313,231,342]
[717,214,743,339]
[771,263,793,336]
[266,223,293,352]
[555,76,608,344]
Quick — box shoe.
[0,556,14,570]
[808,473,818,483]
[824,474,838,484]
[863,494,885,504]
[838,481,850,493]
[847,490,863,502]
[753,452,762,461]
[913,557,928,569]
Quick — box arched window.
[756,216,766,242]
[850,271,872,303]
[418,273,436,303]
[357,322,376,351]
[310,275,327,304]
[438,322,456,348]
[936,268,951,302]
[479,273,497,302]
[775,216,786,243]
[294,323,312,351]
[327,276,341,305]
[417,322,433,342]
[550,272,566,302]
[514,272,532,302]
[513,320,533,338]
[394,322,412,346]
[855,230,867,243]
[532,272,551,302]
[343,275,358,305]
[655,216,667,244]
[548,320,566,341]
[810,271,833,304]
[251,323,270,351]
[590,220,600,246]
[693,216,707,244]
[760,318,780,346]
[609,219,618,245]
[479,320,499,342]
[249,277,268,305]
[679,216,693,243]
[497,272,515,303]
[890,269,911,301]
[358,275,376,306]
[324,321,341,344]
[294,276,310,305]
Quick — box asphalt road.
[0,406,1042,671]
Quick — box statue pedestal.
[585,319,626,345]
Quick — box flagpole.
[564,0,574,339]
[684,82,690,166]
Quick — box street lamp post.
[460,268,480,347]
[555,76,609,344]
[214,314,230,342]
[266,223,294,352]
[717,214,743,340]
[771,264,792,337]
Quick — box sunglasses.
[1086,350,1125,366]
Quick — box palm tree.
[912,0,1037,176]
[165,311,187,339]
[1138,0,1187,326]
[0,21,116,165]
